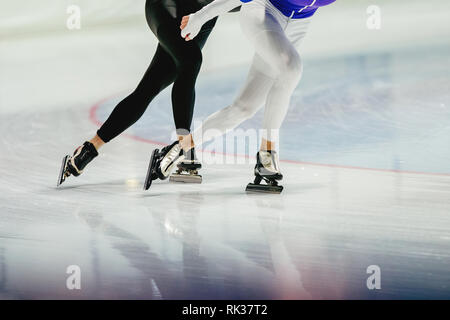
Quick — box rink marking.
[89,96,450,177]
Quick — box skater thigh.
[244,28,302,84]
[228,54,275,119]
[239,1,302,80]
[259,19,311,138]
[96,0,195,143]
[239,2,307,141]
[134,44,178,98]
[156,22,205,133]
[146,0,217,133]
[146,0,203,72]
[285,18,312,49]
[96,45,177,142]
[193,54,274,146]
[147,0,216,71]
[161,23,204,132]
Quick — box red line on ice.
[89,96,450,177]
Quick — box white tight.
[194,0,311,146]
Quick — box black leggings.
[97,0,217,142]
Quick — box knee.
[119,91,149,119]
[128,90,151,109]
[276,51,303,81]
[231,100,259,119]
[176,47,203,73]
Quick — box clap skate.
[57,141,98,187]
[170,148,202,184]
[246,151,283,194]
[144,141,182,190]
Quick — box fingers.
[180,31,192,41]
[180,15,189,30]
[180,14,193,40]
[180,30,192,41]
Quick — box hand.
[180,14,201,41]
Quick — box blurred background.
[1,0,449,114]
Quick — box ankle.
[260,138,275,152]
[178,134,194,152]
[89,135,105,151]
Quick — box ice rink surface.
[1,0,450,299]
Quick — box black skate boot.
[246,150,283,194]
[144,141,182,190]
[170,148,202,184]
[57,141,99,186]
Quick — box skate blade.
[177,163,202,171]
[143,149,159,191]
[57,155,70,187]
[170,173,202,184]
[245,183,283,194]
